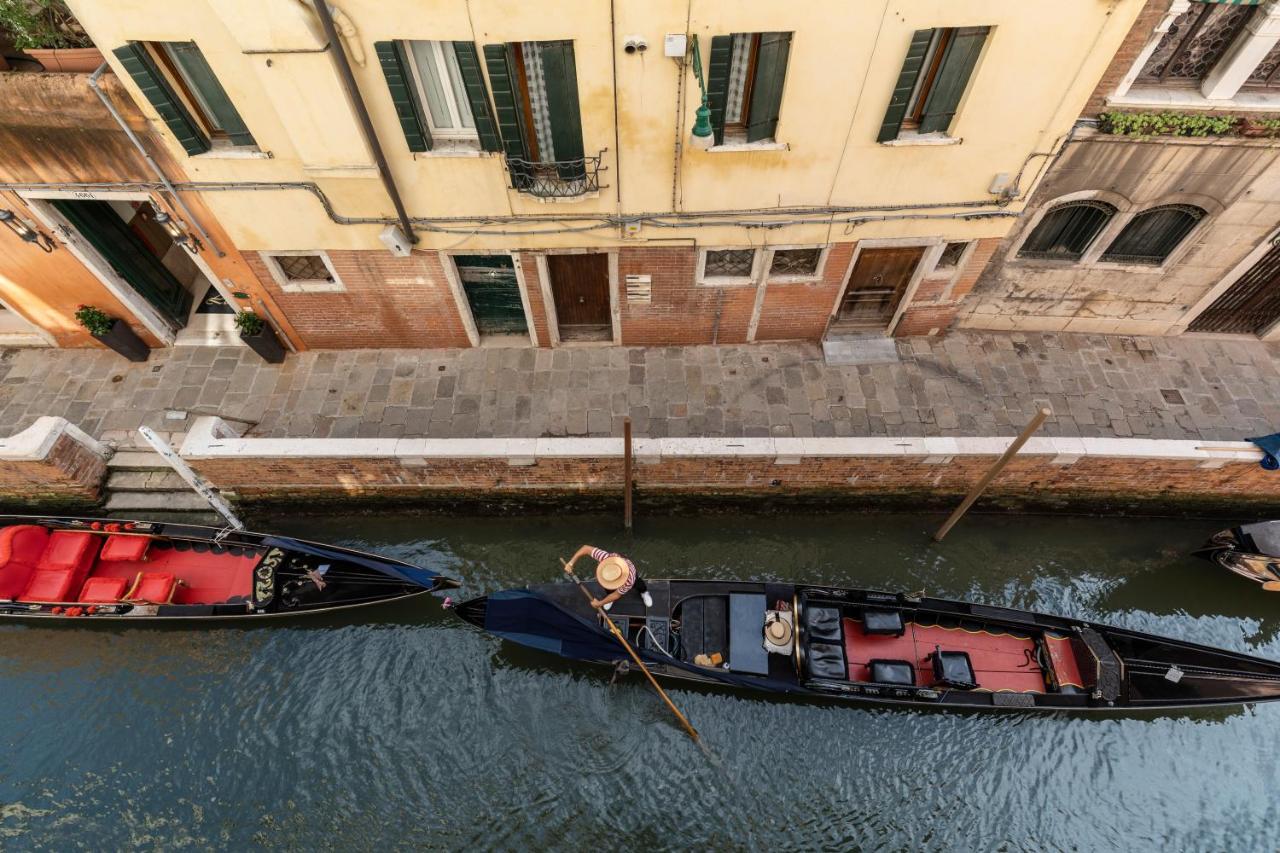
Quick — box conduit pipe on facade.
[87,63,226,258]
[309,0,416,244]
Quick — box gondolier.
[563,544,653,610]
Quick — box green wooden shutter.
[705,35,732,145]
[112,43,209,156]
[918,26,989,135]
[484,43,532,188]
[375,40,432,152]
[876,29,933,143]
[165,42,255,146]
[746,32,791,143]
[453,42,501,153]
[539,40,585,180]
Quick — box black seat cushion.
[869,659,915,686]
[931,650,977,689]
[807,642,846,679]
[863,609,905,636]
[805,606,842,642]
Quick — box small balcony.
[506,152,606,199]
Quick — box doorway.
[546,253,612,342]
[830,246,925,335]
[1188,239,1280,336]
[454,254,530,344]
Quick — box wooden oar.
[1261,580,1280,592]
[561,560,700,744]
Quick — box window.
[1137,2,1254,84]
[376,40,500,154]
[935,241,970,270]
[1100,205,1205,265]
[1017,201,1117,261]
[1246,38,1280,89]
[769,247,824,278]
[878,27,989,142]
[112,41,254,155]
[700,248,758,284]
[262,252,345,293]
[706,32,792,145]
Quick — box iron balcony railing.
[506,152,606,198]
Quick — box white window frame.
[403,40,480,147]
[697,247,762,287]
[262,250,345,293]
[765,244,830,284]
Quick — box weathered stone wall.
[0,417,109,508]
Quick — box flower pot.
[24,47,105,73]
[240,325,285,363]
[93,319,149,362]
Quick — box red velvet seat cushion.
[78,576,130,603]
[0,525,49,600]
[17,569,75,603]
[126,572,177,604]
[100,535,149,562]
[41,531,98,571]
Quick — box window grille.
[1246,37,1280,88]
[1018,201,1117,261]
[936,241,969,270]
[1137,3,1255,83]
[769,248,822,277]
[275,254,334,282]
[704,249,756,278]
[1099,205,1205,265]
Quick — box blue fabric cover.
[1247,433,1280,471]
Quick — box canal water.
[2,511,1278,850]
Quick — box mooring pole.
[933,407,1051,542]
[623,416,633,532]
[137,427,245,530]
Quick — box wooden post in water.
[623,416,633,531]
[933,407,1052,542]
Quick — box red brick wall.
[516,252,552,347]
[0,432,106,507]
[617,246,756,345]
[895,237,1001,337]
[1083,0,1174,116]
[246,249,472,349]
[753,242,855,341]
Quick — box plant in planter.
[235,311,285,363]
[75,304,148,362]
[0,0,102,71]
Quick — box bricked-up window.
[1137,2,1255,84]
[702,248,757,281]
[263,251,345,293]
[1018,201,1117,262]
[768,247,823,278]
[1099,205,1205,265]
[935,241,969,270]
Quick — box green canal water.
[2,511,1279,850]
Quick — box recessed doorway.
[546,253,612,342]
[829,246,925,336]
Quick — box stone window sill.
[193,147,271,160]
[706,140,789,153]
[767,275,824,285]
[413,147,490,159]
[280,282,345,293]
[697,278,756,287]
[1109,87,1280,113]
[881,132,961,147]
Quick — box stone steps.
[103,490,216,512]
[107,450,168,470]
[106,470,189,491]
[102,447,233,525]
[822,334,901,366]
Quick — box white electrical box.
[623,221,642,238]
[664,34,687,58]
[379,224,413,257]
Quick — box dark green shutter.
[705,35,732,145]
[165,42,255,146]
[746,32,791,143]
[918,26,989,135]
[539,40,585,180]
[112,43,209,156]
[876,29,933,143]
[484,43,532,188]
[375,41,432,152]
[453,42,501,153]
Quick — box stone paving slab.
[0,331,1277,443]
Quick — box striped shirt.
[590,547,637,595]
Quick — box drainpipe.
[309,0,417,244]
[87,63,226,257]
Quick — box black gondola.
[455,577,1280,712]
[1196,520,1280,590]
[0,515,457,622]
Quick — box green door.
[455,255,527,336]
[52,200,192,329]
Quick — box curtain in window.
[521,42,556,162]
[1099,205,1204,264]
[724,34,752,124]
[1018,201,1117,261]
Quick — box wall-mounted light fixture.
[0,209,56,253]
[152,205,202,254]
[687,35,714,151]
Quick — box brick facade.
[895,238,1002,337]
[617,246,755,345]
[0,428,106,508]
[753,242,855,341]
[1082,0,1175,116]
[516,252,552,347]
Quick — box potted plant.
[0,0,103,72]
[75,304,148,362]
[235,311,285,363]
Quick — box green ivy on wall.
[1098,111,1280,139]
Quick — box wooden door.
[1189,240,1280,335]
[834,246,924,332]
[455,255,527,337]
[547,253,611,341]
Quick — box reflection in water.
[2,511,1279,848]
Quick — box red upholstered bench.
[19,569,78,603]
[78,576,130,604]
[0,524,50,600]
[100,534,149,563]
[15,530,100,604]
[125,572,178,604]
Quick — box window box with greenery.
[0,0,102,72]
[235,311,284,363]
[75,305,148,362]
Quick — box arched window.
[1100,205,1206,265]
[1018,201,1117,261]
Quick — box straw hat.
[764,617,793,646]
[596,555,630,590]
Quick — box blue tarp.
[260,536,446,589]
[1247,433,1280,471]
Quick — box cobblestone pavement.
[0,331,1277,443]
